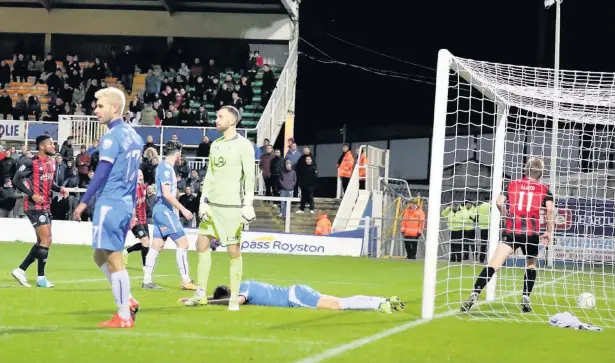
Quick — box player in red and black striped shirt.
[461,157,555,313]
[11,135,69,288]
[123,170,151,267]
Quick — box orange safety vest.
[337,151,354,178]
[358,153,367,180]
[400,207,426,237]
[314,215,332,235]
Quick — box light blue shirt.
[154,160,177,213]
[239,280,290,307]
[97,120,143,208]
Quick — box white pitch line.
[0,325,326,345]
[0,274,175,288]
[293,272,576,363]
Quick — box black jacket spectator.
[299,163,318,190]
[60,139,75,162]
[196,139,211,158]
[176,109,194,126]
[0,92,12,118]
[0,183,18,215]
[0,154,17,181]
[0,62,10,88]
[174,158,190,180]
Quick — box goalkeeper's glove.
[241,205,256,224]
[199,202,212,221]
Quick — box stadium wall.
[0,8,292,40]
[0,218,363,257]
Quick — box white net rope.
[434,54,615,328]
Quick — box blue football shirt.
[154,160,177,213]
[97,121,143,208]
[239,280,291,307]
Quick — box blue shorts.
[153,210,186,241]
[92,204,132,251]
[289,284,321,309]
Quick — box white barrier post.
[285,199,292,233]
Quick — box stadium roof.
[0,0,289,14]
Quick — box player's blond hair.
[95,87,125,116]
[525,157,544,180]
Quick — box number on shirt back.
[125,150,141,182]
[516,191,534,212]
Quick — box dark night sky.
[293,0,615,144]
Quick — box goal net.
[422,49,615,328]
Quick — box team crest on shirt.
[102,139,113,150]
[164,170,171,178]
[138,231,144,237]
[227,236,237,242]
[39,215,46,223]
[213,156,226,167]
[18,165,26,172]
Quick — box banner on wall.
[0,121,25,141]
[0,218,363,257]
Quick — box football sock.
[143,249,160,284]
[140,246,149,266]
[111,270,131,320]
[100,263,112,285]
[229,256,243,303]
[126,243,142,253]
[339,296,386,310]
[36,246,49,277]
[19,245,38,271]
[196,249,212,298]
[176,248,190,283]
[523,268,537,297]
[473,267,496,294]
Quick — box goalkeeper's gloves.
[241,205,256,224]
[199,201,212,221]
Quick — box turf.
[0,242,613,363]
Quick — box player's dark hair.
[35,135,51,150]
[213,285,231,300]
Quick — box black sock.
[19,245,39,271]
[36,246,49,277]
[523,268,537,296]
[127,243,143,254]
[473,267,496,294]
[141,246,149,266]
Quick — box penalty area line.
[292,272,576,363]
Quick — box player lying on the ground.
[11,135,69,288]
[182,106,256,311]
[185,280,404,313]
[123,170,150,268]
[461,157,554,313]
[141,146,196,290]
[73,87,140,328]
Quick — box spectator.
[285,142,301,196]
[186,169,201,192]
[0,177,18,218]
[72,83,86,106]
[192,76,206,102]
[0,60,10,89]
[295,146,313,196]
[27,95,41,121]
[75,144,91,186]
[193,105,209,127]
[60,136,75,162]
[142,148,159,185]
[163,110,177,126]
[196,137,211,160]
[42,53,56,75]
[91,57,107,82]
[13,54,27,82]
[90,149,99,171]
[140,103,157,125]
[45,98,63,121]
[297,155,317,214]
[0,150,16,181]
[119,45,136,94]
[259,145,275,197]
[59,83,74,105]
[145,69,161,100]
[175,156,190,181]
[259,138,270,155]
[178,186,198,226]
[28,55,44,84]
[441,203,469,263]
[461,202,477,261]
[164,134,183,154]
[53,153,67,186]
[278,160,296,218]
[231,92,243,115]
[128,95,143,123]
[260,64,275,107]
[252,139,261,159]
[476,197,491,263]
[0,91,12,119]
[314,214,332,236]
[17,147,31,166]
[358,149,367,189]
[143,135,156,151]
[177,107,194,126]
[13,93,26,120]
[400,199,426,260]
[270,149,284,202]
[238,76,254,105]
[87,139,99,156]
[337,144,354,194]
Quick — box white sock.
[111,270,132,319]
[100,263,112,285]
[143,249,160,284]
[176,248,190,283]
[338,295,386,310]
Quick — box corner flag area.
[1,243,612,363]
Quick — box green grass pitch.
[0,242,613,363]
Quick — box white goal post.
[422,49,615,327]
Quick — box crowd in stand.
[0,45,277,127]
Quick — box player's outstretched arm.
[207,296,246,305]
[12,161,33,197]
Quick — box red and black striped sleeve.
[12,158,34,197]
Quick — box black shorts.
[131,224,149,239]
[26,210,52,228]
[502,233,540,257]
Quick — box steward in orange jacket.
[358,150,367,189]
[314,214,332,235]
[337,144,354,193]
[400,199,426,259]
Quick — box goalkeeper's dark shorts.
[502,233,540,258]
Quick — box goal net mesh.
[433,53,615,327]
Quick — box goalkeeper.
[182,106,256,311]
